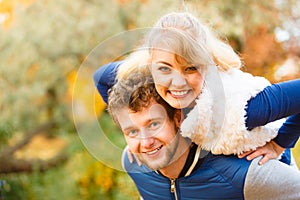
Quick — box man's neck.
[158,139,191,179]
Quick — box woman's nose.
[171,71,187,87]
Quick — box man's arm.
[244,156,300,200]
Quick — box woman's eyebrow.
[155,61,172,67]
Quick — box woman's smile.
[151,50,204,108]
[169,89,190,98]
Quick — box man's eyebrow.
[122,126,136,132]
[125,117,165,129]
[147,117,166,124]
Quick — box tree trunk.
[0,122,68,173]
[0,152,67,173]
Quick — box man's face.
[117,100,181,170]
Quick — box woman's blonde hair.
[144,12,242,71]
[117,12,242,80]
[116,49,150,81]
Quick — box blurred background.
[0,0,299,199]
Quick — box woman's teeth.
[170,90,188,96]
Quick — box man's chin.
[141,159,169,171]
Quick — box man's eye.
[126,130,138,137]
[149,121,161,130]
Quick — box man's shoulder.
[196,153,251,186]
[244,156,300,200]
[203,153,251,169]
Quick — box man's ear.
[174,110,183,128]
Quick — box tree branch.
[0,151,68,173]
[0,122,55,158]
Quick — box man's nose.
[141,137,155,149]
[140,130,155,148]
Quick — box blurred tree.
[0,0,177,174]
[184,0,300,81]
[0,0,125,173]
[0,0,298,173]
[0,0,15,29]
[0,0,299,199]
[276,0,300,56]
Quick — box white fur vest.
[180,68,284,155]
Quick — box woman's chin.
[168,98,193,109]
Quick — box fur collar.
[180,69,283,155]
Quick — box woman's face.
[150,50,204,109]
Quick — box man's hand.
[238,140,285,165]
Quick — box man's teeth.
[171,90,188,96]
[146,146,162,155]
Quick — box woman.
[94,12,300,165]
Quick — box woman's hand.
[127,148,142,166]
[238,140,285,165]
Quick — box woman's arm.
[274,114,300,148]
[246,78,300,148]
[93,61,122,104]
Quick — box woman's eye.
[185,66,198,72]
[158,66,171,72]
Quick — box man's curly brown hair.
[107,66,178,127]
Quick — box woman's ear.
[174,109,183,128]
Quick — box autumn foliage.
[0,0,299,199]
[0,0,35,29]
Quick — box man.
[105,66,300,200]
